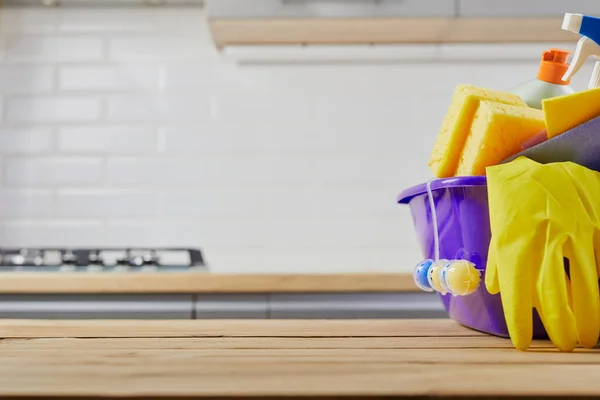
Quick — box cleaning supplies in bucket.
[400,10,600,351]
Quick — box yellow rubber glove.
[562,163,600,347]
[485,156,600,351]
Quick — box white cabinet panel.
[459,0,600,17]
[207,0,455,18]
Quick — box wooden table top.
[0,319,597,399]
[0,272,417,293]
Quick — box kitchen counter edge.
[0,272,417,294]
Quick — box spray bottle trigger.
[563,36,600,83]
[590,61,600,89]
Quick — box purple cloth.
[521,129,548,150]
[504,116,600,172]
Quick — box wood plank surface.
[0,272,417,294]
[210,17,576,47]
[0,319,599,399]
[0,319,473,338]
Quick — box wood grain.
[0,336,531,350]
[0,319,477,338]
[0,319,598,399]
[209,17,576,47]
[0,272,417,294]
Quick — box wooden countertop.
[0,272,417,294]
[0,319,597,399]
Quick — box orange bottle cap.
[537,48,572,85]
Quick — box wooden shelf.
[0,272,417,294]
[210,17,576,47]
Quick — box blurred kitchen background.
[0,0,597,274]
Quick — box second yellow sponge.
[456,101,545,176]
[428,84,527,178]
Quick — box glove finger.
[485,241,500,294]
[594,230,600,278]
[565,233,600,348]
[563,164,600,221]
[494,233,538,351]
[565,262,573,310]
[537,239,578,352]
[486,158,540,350]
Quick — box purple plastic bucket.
[397,176,547,338]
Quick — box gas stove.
[0,248,207,273]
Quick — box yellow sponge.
[429,84,527,178]
[456,101,545,176]
[542,87,600,139]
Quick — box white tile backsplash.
[55,189,160,218]
[161,188,264,218]
[59,65,159,91]
[0,189,54,218]
[108,36,213,62]
[2,8,59,34]
[0,127,54,154]
[5,35,104,62]
[0,65,54,94]
[160,123,266,154]
[0,221,104,247]
[0,6,592,273]
[5,157,104,187]
[57,9,158,33]
[58,125,158,153]
[6,96,102,123]
[106,94,211,122]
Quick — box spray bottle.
[509,48,575,109]
[562,13,600,88]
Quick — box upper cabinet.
[207,0,455,19]
[206,0,582,49]
[458,0,600,17]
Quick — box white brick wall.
[0,6,594,273]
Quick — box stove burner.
[4,249,44,267]
[130,250,160,267]
[62,250,77,265]
[88,250,103,265]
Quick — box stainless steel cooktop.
[0,248,207,272]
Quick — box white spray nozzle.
[562,13,583,33]
[561,12,600,89]
[562,36,600,88]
